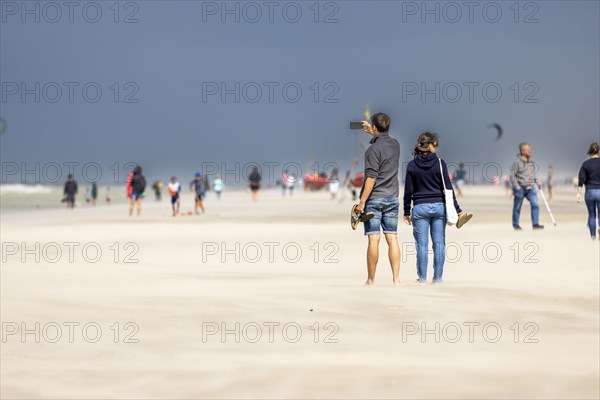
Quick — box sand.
[1,186,599,399]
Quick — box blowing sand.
[1,186,599,399]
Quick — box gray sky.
[1,0,599,184]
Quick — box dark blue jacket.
[578,158,600,190]
[403,153,461,216]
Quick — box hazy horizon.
[1,1,599,184]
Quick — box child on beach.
[190,172,206,214]
[167,176,182,217]
[213,176,224,200]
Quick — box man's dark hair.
[371,112,390,133]
[587,142,600,156]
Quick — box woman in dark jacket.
[128,165,146,217]
[403,132,472,284]
[577,142,600,239]
[248,166,262,202]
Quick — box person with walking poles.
[510,142,544,230]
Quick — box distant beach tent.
[303,172,329,190]
[350,171,364,188]
[489,123,503,140]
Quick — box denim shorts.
[131,191,143,201]
[364,197,399,235]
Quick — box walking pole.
[536,179,557,226]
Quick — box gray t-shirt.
[510,157,536,189]
[362,133,400,198]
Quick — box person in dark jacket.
[190,172,206,214]
[577,142,600,239]
[63,174,78,209]
[91,182,98,206]
[128,165,146,217]
[403,132,472,284]
[248,166,261,202]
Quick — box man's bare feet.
[364,279,374,286]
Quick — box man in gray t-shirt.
[360,131,400,198]
[356,112,401,286]
[510,142,544,230]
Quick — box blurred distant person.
[84,187,91,204]
[248,166,261,201]
[355,113,401,286]
[126,170,133,199]
[281,169,296,197]
[63,174,78,209]
[203,174,211,199]
[190,172,206,214]
[403,133,472,285]
[106,186,112,205]
[286,171,296,196]
[91,182,98,206]
[329,168,340,200]
[213,175,224,200]
[502,175,511,197]
[168,176,182,217]
[346,160,359,201]
[152,180,163,201]
[454,162,467,197]
[349,171,362,201]
[576,143,600,239]
[128,166,146,217]
[547,165,554,200]
[510,143,544,230]
[281,169,289,197]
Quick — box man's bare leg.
[384,233,400,285]
[129,199,134,216]
[136,199,142,216]
[365,234,380,285]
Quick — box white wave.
[0,184,55,194]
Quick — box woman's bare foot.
[364,279,374,286]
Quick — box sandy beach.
[1,185,599,399]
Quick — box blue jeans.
[585,189,600,237]
[412,203,446,283]
[364,197,399,235]
[512,186,539,227]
